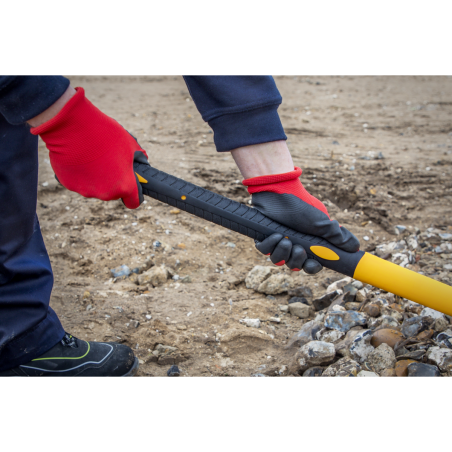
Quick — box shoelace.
[61,333,79,348]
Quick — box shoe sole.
[123,357,139,377]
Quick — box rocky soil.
[36,76,452,376]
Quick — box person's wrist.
[27,85,77,127]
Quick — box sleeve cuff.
[0,76,70,125]
[208,104,287,152]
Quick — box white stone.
[289,302,311,319]
[368,343,396,373]
[318,329,345,343]
[421,307,447,321]
[138,265,169,287]
[330,304,346,312]
[240,318,261,328]
[350,330,374,363]
[357,371,379,377]
[426,346,452,371]
[293,341,335,372]
[245,266,276,291]
[326,277,352,293]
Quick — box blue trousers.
[0,114,65,371]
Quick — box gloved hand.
[243,167,360,274]
[30,87,148,209]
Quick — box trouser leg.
[0,114,65,371]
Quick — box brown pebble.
[177,243,186,249]
[170,209,181,214]
[388,303,404,314]
[395,359,417,377]
[380,368,397,377]
[416,329,435,341]
[371,328,405,349]
[364,303,381,317]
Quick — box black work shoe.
[0,333,139,377]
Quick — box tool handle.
[134,161,365,277]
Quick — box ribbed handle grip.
[134,161,365,277]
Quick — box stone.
[368,315,400,330]
[288,286,313,298]
[350,330,374,363]
[322,356,362,377]
[367,343,397,373]
[110,264,131,278]
[240,318,261,328]
[352,280,364,290]
[355,289,367,303]
[288,320,324,347]
[269,317,280,323]
[279,305,289,313]
[407,362,441,377]
[257,272,304,295]
[245,266,277,291]
[381,306,403,323]
[291,341,336,374]
[402,316,434,338]
[155,344,177,355]
[130,320,140,328]
[364,303,381,317]
[345,302,361,311]
[433,317,449,332]
[128,273,139,285]
[396,349,426,361]
[288,296,310,305]
[371,328,405,349]
[335,328,364,357]
[167,365,180,376]
[326,277,352,293]
[426,346,452,371]
[138,265,169,287]
[435,331,452,349]
[324,311,367,333]
[395,359,417,377]
[303,367,323,377]
[289,302,312,319]
[416,329,435,341]
[329,304,346,313]
[380,368,397,377]
[421,307,447,321]
[343,284,358,302]
[357,370,379,377]
[317,329,345,344]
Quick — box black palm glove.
[243,167,360,275]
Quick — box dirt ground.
[36,76,452,376]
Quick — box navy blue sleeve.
[183,76,287,152]
[0,76,70,125]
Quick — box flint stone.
[245,266,277,291]
[279,305,289,313]
[435,331,452,349]
[257,273,303,295]
[326,277,352,293]
[303,367,324,377]
[352,280,364,290]
[345,302,361,311]
[343,284,358,302]
[289,302,312,319]
[322,356,361,377]
[292,341,336,374]
[316,328,345,344]
[288,286,313,298]
[355,289,367,303]
[350,330,374,363]
[433,317,449,332]
[138,265,170,287]
[155,344,177,355]
[288,320,324,347]
[111,264,131,278]
[357,370,379,377]
[335,328,364,357]
[407,362,441,377]
[288,296,310,305]
[364,303,381,318]
[381,306,403,323]
[324,310,367,333]
[240,318,261,328]
[371,328,405,349]
[401,316,434,338]
[396,349,426,361]
[313,291,340,311]
[368,315,400,330]
[421,307,448,321]
[395,359,417,377]
[426,346,452,371]
[368,343,397,373]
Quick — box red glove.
[30,87,148,209]
[243,167,360,274]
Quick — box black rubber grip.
[134,161,365,277]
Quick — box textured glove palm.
[243,167,360,274]
[30,87,148,209]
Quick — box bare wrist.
[27,85,77,127]
[231,140,294,179]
